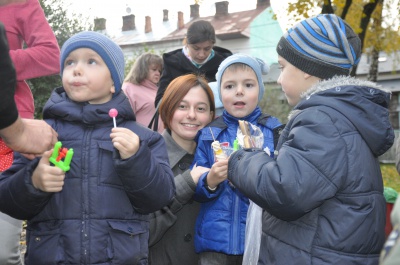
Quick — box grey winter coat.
[148,130,200,264]
[228,77,394,265]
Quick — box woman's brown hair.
[183,20,216,45]
[159,74,216,130]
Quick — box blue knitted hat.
[216,53,268,103]
[60,31,125,96]
[277,14,361,79]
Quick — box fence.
[379,130,399,164]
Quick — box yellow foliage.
[285,0,400,55]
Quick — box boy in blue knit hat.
[0,31,175,264]
[228,14,394,264]
[192,53,284,264]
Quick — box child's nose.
[236,85,244,95]
[73,63,82,76]
[277,73,282,85]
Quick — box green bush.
[382,164,400,193]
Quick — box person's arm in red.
[8,0,60,80]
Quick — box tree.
[29,0,91,118]
[282,0,400,81]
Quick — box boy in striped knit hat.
[227,14,394,264]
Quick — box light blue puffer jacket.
[193,107,283,255]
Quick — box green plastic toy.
[233,138,239,151]
[49,141,74,172]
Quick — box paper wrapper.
[238,120,264,265]
[237,120,264,149]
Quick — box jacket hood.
[291,76,394,156]
[43,86,136,125]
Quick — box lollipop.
[109,108,118,128]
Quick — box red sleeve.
[8,0,60,81]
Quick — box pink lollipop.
[109,108,118,128]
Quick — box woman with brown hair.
[149,73,215,265]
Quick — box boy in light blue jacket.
[192,53,283,264]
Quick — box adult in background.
[151,20,231,130]
[149,74,215,264]
[123,53,164,132]
[0,0,60,263]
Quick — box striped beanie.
[276,14,361,79]
[60,31,125,96]
[216,53,269,102]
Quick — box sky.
[63,0,399,33]
[63,0,290,32]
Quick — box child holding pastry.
[191,53,284,264]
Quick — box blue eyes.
[64,59,98,66]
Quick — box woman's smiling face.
[170,85,213,144]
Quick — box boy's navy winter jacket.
[0,88,175,265]
[192,107,283,255]
[228,77,394,265]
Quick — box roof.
[112,20,177,47]
[162,7,268,42]
[111,4,269,47]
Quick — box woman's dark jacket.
[228,77,395,265]
[154,46,232,107]
[148,130,200,265]
[0,88,175,265]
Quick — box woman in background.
[123,52,164,132]
[151,20,231,131]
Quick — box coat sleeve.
[228,109,347,221]
[114,131,175,214]
[148,169,195,246]
[0,22,18,129]
[0,153,53,220]
[10,0,60,81]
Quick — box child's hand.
[32,150,65,192]
[206,159,228,189]
[110,127,140,159]
[190,164,210,185]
